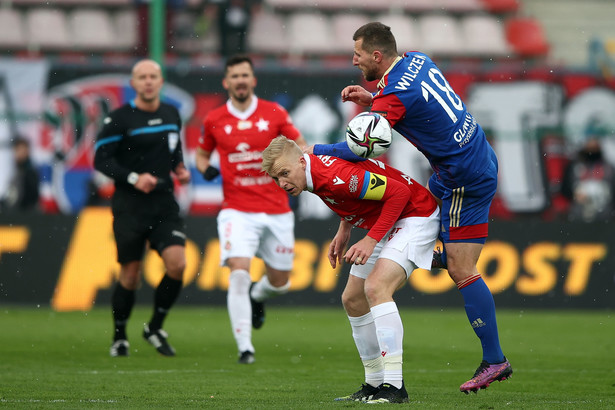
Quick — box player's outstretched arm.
[341,85,373,106]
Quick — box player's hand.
[135,172,158,193]
[328,233,349,269]
[344,236,377,265]
[341,85,373,107]
[202,166,220,181]
[174,167,191,185]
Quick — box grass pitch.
[1,305,613,409]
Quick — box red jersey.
[306,154,438,242]
[199,97,301,213]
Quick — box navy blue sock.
[459,278,505,364]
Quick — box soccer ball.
[345,112,392,159]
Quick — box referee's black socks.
[112,283,135,341]
[149,274,183,331]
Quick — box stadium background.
[1,0,614,311]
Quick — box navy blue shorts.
[428,152,498,245]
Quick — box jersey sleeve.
[371,93,407,127]
[357,170,412,242]
[198,114,216,152]
[94,110,130,182]
[276,103,301,140]
[313,141,367,162]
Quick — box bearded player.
[196,55,306,364]
[308,22,512,393]
[262,136,440,403]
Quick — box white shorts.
[217,208,295,271]
[350,207,440,280]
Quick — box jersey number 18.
[420,68,463,123]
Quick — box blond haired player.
[262,137,440,403]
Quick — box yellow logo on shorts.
[362,173,387,200]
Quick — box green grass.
[1,306,613,409]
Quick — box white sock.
[371,301,404,389]
[227,269,254,353]
[250,274,290,302]
[348,312,384,388]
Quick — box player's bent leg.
[249,267,291,329]
[364,260,408,399]
[341,274,370,317]
[363,258,406,307]
[445,242,510,393]
[338,274,384,398]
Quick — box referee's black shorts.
[111,191,186,264]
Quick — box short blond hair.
[261,136,303,174]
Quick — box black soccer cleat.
[238,350,255,364]
[334,383,380,402]
[366,382,409,404]
[249,282,265,329]
[110,339,130,357]
[143,324,176,356]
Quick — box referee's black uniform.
[94,100,187,263]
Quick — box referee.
[94,59,191,357]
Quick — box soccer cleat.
[110,339,129,357]
[366,382,409,404]
[238,351,255,364]
[249,282,265,329]
[334,383,380,402]
[143,324,176,356]
[432,247,447,269]
[460,358,513,394]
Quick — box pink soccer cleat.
[460,358,513,394]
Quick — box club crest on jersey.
[224,124,233,134]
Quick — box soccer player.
[94,59,191,357]
[196,55,306,364]
[262,136,440,403]
[308,22,513,393]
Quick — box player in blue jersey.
[308,22,512,394]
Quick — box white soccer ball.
[345,112,392,159]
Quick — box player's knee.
[165,259,186,278]
[363,283,381,306]
[341,290,364,315]
[446,265,477,285]
[266,270,290,287]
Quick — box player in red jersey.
[262,137,440,404]
[196,55,306,365]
